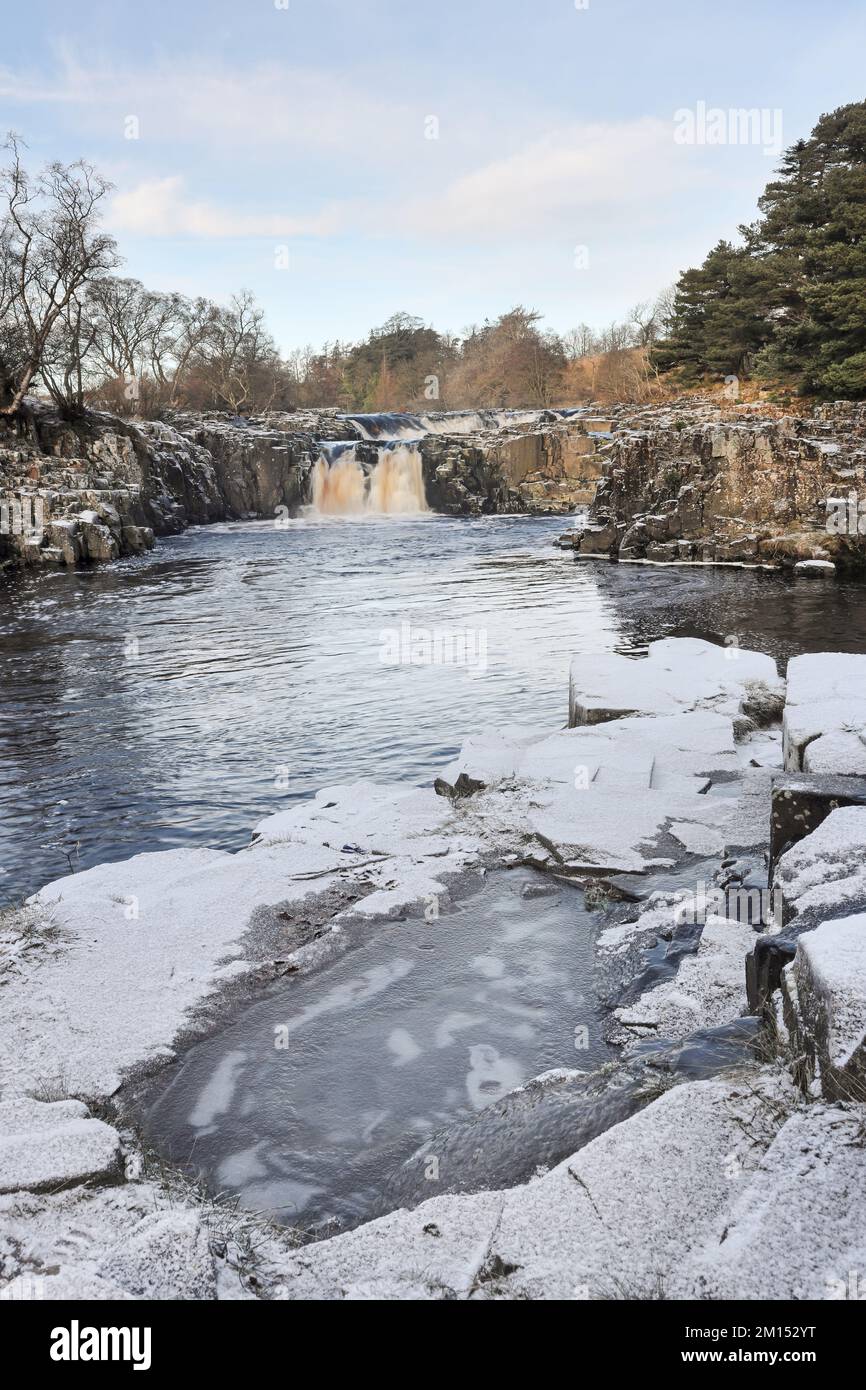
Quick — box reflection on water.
[1,513,866,902]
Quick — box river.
[3,513,866,905]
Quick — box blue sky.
[2,0,864,353]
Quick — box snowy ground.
[1,639,865,1301]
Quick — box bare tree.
[195,289,280,412]
[628,300,661,347]
[87,277,161,385]
[562,324,598,360]
[39,289,100,415]
[0,134,118,417]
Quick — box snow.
[3,844,345,1098]
[0,1100,122,1194]
[0,1183,235,1300]
[675,1105,866,1300]
[793,559,836,575]
[774,805,866,926]
[670,821,727,855]
[445,710,750,873]
[783,653,866,772]
[268,1076,790,1300]
[791,912,866,1076]
[610,915,756,1045]
[569,638,780,727]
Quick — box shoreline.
[3,637,865,1298]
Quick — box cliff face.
[11,397,862,575]
[577,400,866,571]
[0,407,229,569]
[0,405,610,570]
[420,414,609,515]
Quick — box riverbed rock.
[785,912,866,1100]
[0,1099,123,1194]
[782,652,866,773]
[568,637,781,727]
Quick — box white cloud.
[0,50,428,162]
[397,118,707,239]
[108,176,341,238]
[106,117,712,246]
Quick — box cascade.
[310,442,428,515]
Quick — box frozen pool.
[144,870,610,1232]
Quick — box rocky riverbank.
[567,399,866,573]
[0,403,609,571]
[1,638,865,1300]
[6,395,866,576]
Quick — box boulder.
[569,637,781,727]
[0,1099,123,1194]
[782,653,866,773]
[794,558,836,576]
[576,522,618,556]
[785,913,866,1100]
[773,804,866,944]
[78,519,119,563]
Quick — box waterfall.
[340,409,554,440]
[310,443,428,515]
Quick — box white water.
[311,443,428,515]
[343,409,554,441]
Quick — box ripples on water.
[2,513,866,902]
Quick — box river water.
[2,513,866,905]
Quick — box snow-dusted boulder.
[773,804,866,937]
[0,1099,122,1194]
[786,912,866,1100]
[783,652,866,773]
[676,1105,866,1300]
[569,638,781,728]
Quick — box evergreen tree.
[654,100,866,398]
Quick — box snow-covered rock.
[3,844,346,1097]
[0,1100,122,1194]
[610,915,756,1046]
[774,805,866,936]
[676,1105,866,1300]
[783,653,866,773]
[569,638,780,727]
[445,710,753,873]
[793,559,836,576]
[787,913,866,1100]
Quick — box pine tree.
[654,100,866,398]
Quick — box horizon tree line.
[1,132,675,422]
